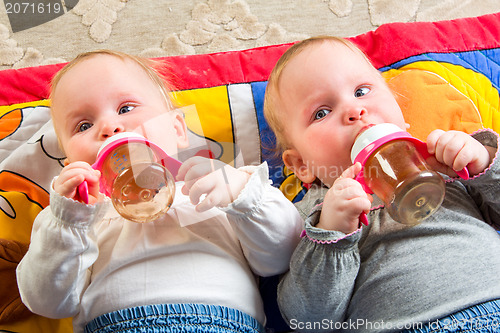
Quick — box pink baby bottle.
[351,123,468,225]
[78,132,181,223]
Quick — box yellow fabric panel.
[0,191,43,245]
[172,87,233,144]
[0,172,49,247]
[172,87,235,164]
[279,167,299,201]
[0,100,50,141]
[385,68,483,141]
[279,166,306,202]
[0,316,73,333]
[0,99,50,116]
[383,62,499,139]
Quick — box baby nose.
[100,123,125,138]
[345,107,366,122]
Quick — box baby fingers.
[427,130,483,174]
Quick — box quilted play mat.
[1,12,499,333]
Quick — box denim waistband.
[401,299,500,333]
[84,303,265,333]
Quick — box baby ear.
[282,149,316,184]
[172,112,189,149]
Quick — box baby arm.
[426,129,495,177]
[317,163,372,233]
[177,156,303,275]
[17,164,106,318]
[16,193,103,318]
[429,129,500,228]
[278,208,361,328]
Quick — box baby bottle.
[351,123,446,225]
[78,132,181,223]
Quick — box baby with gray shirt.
[263,36,500,332]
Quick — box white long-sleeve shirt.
[17,163,303,333]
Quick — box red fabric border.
[0,12,499,106]
[351,12,500,69]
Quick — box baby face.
[277,41,406,186]
[51,54,188,165]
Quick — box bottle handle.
[359,212,369,226]
[454,168,470,179]
[411,139,469,180]
[77,181,89,204]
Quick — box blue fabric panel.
[379,48,500,92]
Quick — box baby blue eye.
[314,109,331,120]
[118,105,135,114]
[78,122,92,132]
[355,87,370,97]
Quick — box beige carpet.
[1,0,500,70]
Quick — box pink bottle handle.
[411,139,469,180]
[454,168,470,179]
[77,181,89,204]
[359,212,369,226]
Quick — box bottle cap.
[351,123,410,164]
[96,132,145,158]
[92,132,182,179]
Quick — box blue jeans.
[401,299,500,332]
[84,303,265,333]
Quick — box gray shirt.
[278,130,500,332]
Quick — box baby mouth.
[351,124,376,154]
[355,124,376,141]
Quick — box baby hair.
[50,49,177,110]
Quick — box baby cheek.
[313,149,352,181]
[66,144,94,164]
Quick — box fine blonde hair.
[50,49,177,110]
[263,36,374,154]
[49,50,179,154]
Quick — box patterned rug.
[1,0,500,70]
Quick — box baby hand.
[176,156,251,212]
[317,163,372,234]
[426,130,493,177]
[54,161,101,204]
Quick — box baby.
[264,36,500,332]
[17,50,303,333]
